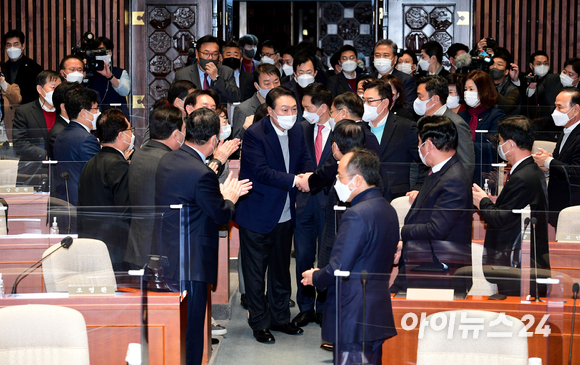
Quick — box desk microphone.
[11,236,73,294]
[60,172,72,234]
[361,270,368,365]
[529,217,541,302]
[569,282,579,365]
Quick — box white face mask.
[296,74,315,89]
[464,91,480,108]
[396,63,413,75]
[552,107,576,127]
[374,58,394,74]
[40,89,54,107]
[66,71,84,84]
[282,64,293,77]
[328,110,342,131]
[303,105,322,124]
[219,124,232,140]
[261,56,275,65]
[413,96,434,116]
[96,54,112,69]
[362,100,384,122]
[87,110,101,130]
[418,58,430,71]
[560,72,576,87]
[273,111,297,130]
[446,95,460,109]
[175,130,185,147]
[497,140,511,161]
[258,85,271,99]
[122,131,135,151]
[418,141,430,166]
[334,174,358,202]
[6,47,22,60]
[534,65,549,77]
[341,60,357,73]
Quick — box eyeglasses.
[329,109,343,118]
[362,98,385,105]
[261,52,275,58]
[125,127,135,133]
[200,51,219,59]
[89,107,101,112]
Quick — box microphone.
[361,270,369,365]
[570,283,579,365]
[60,172,72,234]
[455,52,472,70]
[11,236,74,294]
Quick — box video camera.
[72,32,108,74]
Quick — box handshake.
[295,172,313,193]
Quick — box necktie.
[315,125,324,164]
[203,73,210,90]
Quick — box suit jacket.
[496,79,521,115]
[53,122,101,206]
[238,69,256,102]
[327,72,356,97]
[312,188,398,344]
[174,61,240,103]
[234,116,314,234]
[78,147,131,269]
[155,144,235,284]
[282,79,304,123]
[402,154,473,246]
[125,140,172,267]
[371,69,417,110]
[1,80,21,140]
[1,55,43,105]
[548,125,580,226]
[442,108,475,179]
[479,157,549,267]
[535,73,566,129]
[231,93,262,140]
[12,99,50,161]
[47,115,68,159]
[363,113,423,200]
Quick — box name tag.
[68,285,115,296]
[0,186,34,194]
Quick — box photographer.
[89,36,131,117]
[489,48,521,115]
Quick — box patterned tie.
[203,73,210,90]
[315,125,324,165]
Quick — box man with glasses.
[327,45,361,97]
[175,35,240,103]
[78,108,134,271]
[259,40,282,72]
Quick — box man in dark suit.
[221,40,255,102]
[174,35,240,104]
[417,40,450,78]
[155,108,249,365]
[53,88,101,207]
[12,70,61,183]
[362,78,424,201]
[78,109,133,271]
[400,116,473,293]
[474,116,550,293]
[282,51,319,124]
[125,105,185,269]
[2,29,43,105]
[370,39,417,110]
[302,148,399,364]
[533,87,580,227]
[47,82,82,159]
[292,83,333,327]
[231,64,281,140]
[235,86,314,343]
[327,45,361,97]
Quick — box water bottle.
[50,217,59,235]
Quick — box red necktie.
[315,125,324,164]
[203,73,210,90]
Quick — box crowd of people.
[1,28,580,365]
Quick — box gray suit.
[174,61,240,103]
[442,108,475,180]
[125,140,172,268]
[231,93,262,140]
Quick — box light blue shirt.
[370,122,386,143]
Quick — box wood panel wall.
[0,0,128,71]
[474,0,580,71]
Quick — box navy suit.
[235,116,313,330]
[294,120,332,313]
[371,69,417,111]
[175,61,240,103]
[313,188,398,360]
[155,144,235,365]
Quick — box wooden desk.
[3,193,49,235]
[384,295,580,365]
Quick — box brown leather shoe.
[320,343,333,352]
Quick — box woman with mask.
[380,74,414,120]
[458,70,506,186]
[445,74,466,114]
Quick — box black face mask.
[222,57,241,71]
[198,58,219,72]
[244,48,256,59]
[489,68,506,80]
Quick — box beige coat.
[2,82,22,140]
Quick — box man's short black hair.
[493,48,513,66]
[97,108,128,143]
[261,40,281,55]
[64,87,99,120]
[293,51,317,73]
[59,54,84,71]
[417,115,458,152]
[417,75,449,104]
[254,64,281,85]
[447,43,469,59]
[239,34,258,47]
[345,148,381,187]
[266,86,296,110]
[561,87,580,108]
[222,40,242,54]
[149,105,184,140]
[281,46,298,59]
[338,45,358,59]
[96,36,114,50]
[185,108,220,144]
[332,92,364,120]
[529,50,549,66]
[362,79,393,106]
[196,35,220,50]
[184,89,219,110]
[36,70,61,87]
[421,41,444,64]
[168,80,196,104]
[3,29,25,45]
[498,116,535,152]
[53,82,82,115]
[399,49,418,65]
[302,83,332,108]
[332,119,366,154]
[330,50,341,69]
[564,57,580,76]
